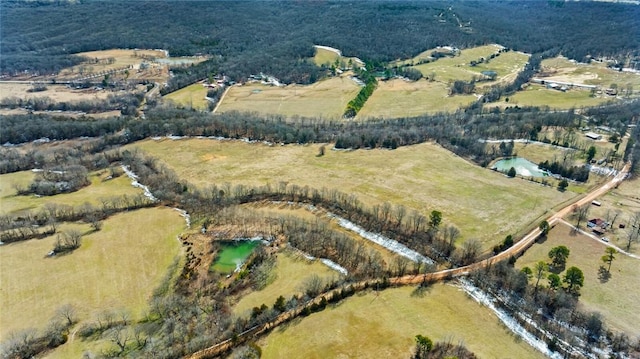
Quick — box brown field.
[487,84,614,110]
[0,83,113,103]
[0,207,184,340]
[129,138,575,249]
[539,57,640,93]
[57,49,169,82]
[0,169,144,216]
[517,223,640,336]
[259,284,544,359]
[216,75,360,119]
[356,79,476,118]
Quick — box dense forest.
[2,0,639,87]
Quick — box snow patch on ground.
[121,165,158,202]
[173,208,191,228]
[329,213,434,264]
[320,258,349,275]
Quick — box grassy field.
[539,57,640,92]
[313,47,341,67]
[488,85,614,110]
[411,45,527,84]
[0,170,144,216]
[259,284,544,359]
[216,76,360,119]
[164,83,210,110]
[356,79,476,118]
[0,83,113,104]
[233,250,340,316]
[56,49,169,82]
[516,223,640,336]
[0,207,184,340]
[129,138,575,249]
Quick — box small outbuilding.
[585,132,602,140]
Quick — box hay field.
[259,284,544,359]
[488,85,613,110]
[517,223,640,336]
[313,47,341,67]
[0,207,184,340]
[216,76,360,119]
[130,138,575,248]
[0,83,112,103]
[356,79,476,118]
[233,250,340,316]
[540,57,640,91]
[0,170,144,215]
[164,83,210,110]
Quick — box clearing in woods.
[0,170,144,216]
[539,57,640,92]
[164,83,211,110]
[258,284,545,359]
[357,79,476,119]
[516,224,640,336]
[0,207,184,341]
[215,75,361,119]
[487,85,614,110]
[130,138,575,249]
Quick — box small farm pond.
[210,240,260,274]
[492,157,548,177]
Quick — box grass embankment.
[130,138,575,249]
[233,250,340,316]
[259,284,545,359]
[0,207,184,341]
[164,83,210,110]
[216,76,360,119]
[0,170,143,215]
[517,224,640,336]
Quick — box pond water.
[210,240,260,274]
[492,157,548,177]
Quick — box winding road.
[185,162,631,359]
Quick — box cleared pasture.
[0,207,184,340]
[539,57,640,92]
[233,250,340,316]
[56,49,168,80]
[313,47,341,67]
[164,83,210,110]
[259,284,544,359]
[356,79,476,118]
[517,223,640,336]
[130,138,575,249]
[488,85,613,110]
[0,83,112,103]
[0,170,143,215]
[216,76,360,119]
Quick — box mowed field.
[164,83,210,110]
[517,223,640,336]
[216,76,360,119]
[0,83,112,103]
[539,57,640,91]
[487,85,614,110]
[233,250,341,316]
[129,138,575,248]
[356,79,476,119]
[0,207,184,340]
[411,45,528,84]
[259,284,544,359]
[0,170,144,216]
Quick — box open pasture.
[216,76,360,119]
[0,83,112,103]
[0,169,144,216]
[56,49,169,81]
[0,207,184,340]
[356,79,476,118]
[313,47,341,67]
[517,223,640,336]
[130,138,575,249]
[233,250,340,316]
[259,284,544,359]
[488,85,613,110]
[539,57,640,92]
[164,83,210,110]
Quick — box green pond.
[210,240,260,274]
[492,157,548,177]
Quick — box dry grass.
[0,83,113,103]
[0,207,184,340]
[233,250,340,316]
[313,47,341,67]
[0,170,144,216]
[129,138,575,249]
[516,223,640,336]
[58,49,167,79]
[488,85,614,110]
[540,57,640,92]
[216,76,360,119]
[259,284,545,359]
[356,79,476,118]
[164,83,210,110]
